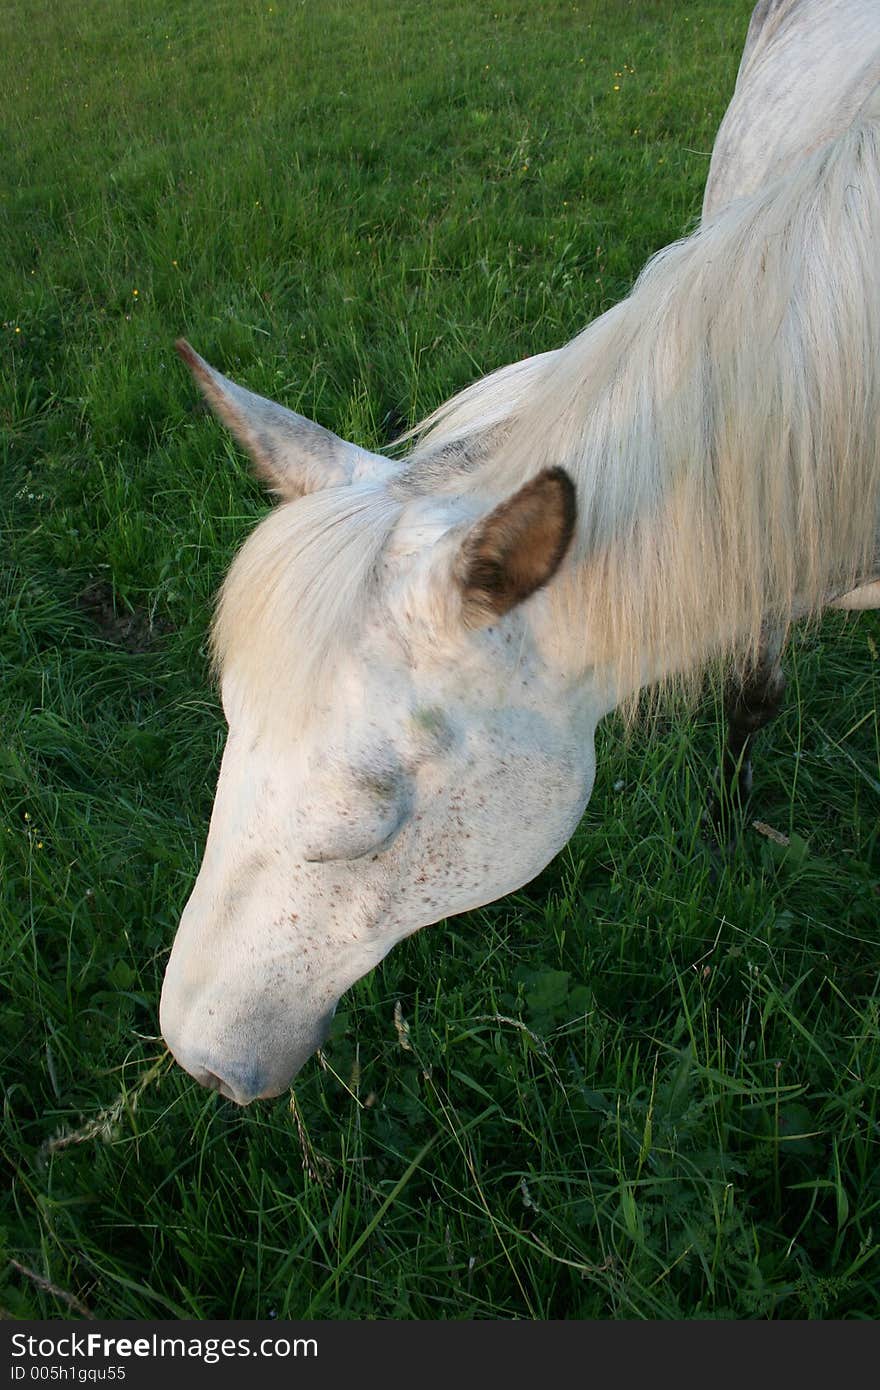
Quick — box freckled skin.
[161,529,612,1102]
[164,354,600,1102]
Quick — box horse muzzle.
[160,966,334,1104]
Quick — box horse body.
[161,0,880,1103]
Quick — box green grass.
[2,0,879,1320]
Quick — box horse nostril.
[191,1064,265,1106]
[197,1068,233,1099]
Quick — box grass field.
[2,0,879,1320]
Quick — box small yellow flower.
[36,841,44,850]
[132,288,139,297]
[613,84,620,92]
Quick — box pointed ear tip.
[175,338,202,373]
[536,466,577,538]
[542,465,577,501]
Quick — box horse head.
[160,344,602,1102]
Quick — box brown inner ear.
[458,467,577,626]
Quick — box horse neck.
[421,114,880,706]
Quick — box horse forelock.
[212,483,404,732]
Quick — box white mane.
[409,104,880,695]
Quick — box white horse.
[161,0,880,1104]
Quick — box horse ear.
[176,340,394,500]
[456,468,577,627]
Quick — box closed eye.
[303,814,406,863]
[302,763,412,863]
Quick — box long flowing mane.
[215,94,880,725]
[408,97,880,696]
